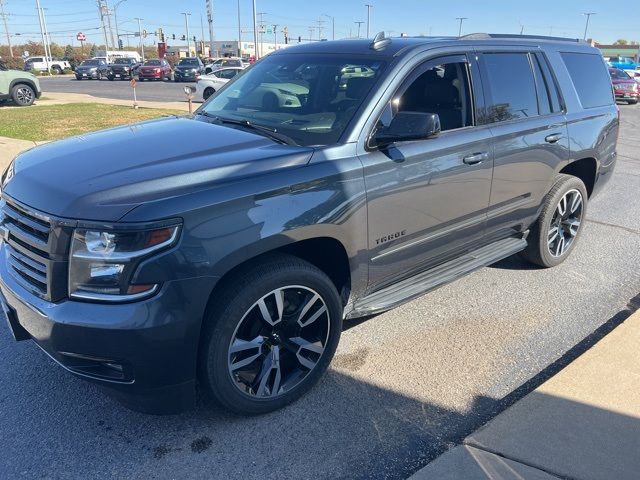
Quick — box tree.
[613,39,628,45]
[49,43,64,58]
[89,44,97,57]
[64,44,74,58]
[25,40,45,56]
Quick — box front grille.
[1,197,70,301]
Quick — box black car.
[0,33,618,415]
[99,57,142,81]
[174,57,205,82]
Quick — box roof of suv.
[274,33,593,58]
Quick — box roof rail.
[370,31,392,51]
[459,32,585,43]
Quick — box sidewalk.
[411,306,640,480]
[35,92,191,111]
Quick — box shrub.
[2,57,25,71]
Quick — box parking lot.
[0,103,638,479]
[39,75,199,103]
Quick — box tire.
[629,100,638,105]
[51,65,62,74]
[96,72,102,80]
[203,87,215,100]
[108,75,114,81]
[11,84,36,106]
[520,174,588,268]
[75,76,82,80]
[198,254,343,415]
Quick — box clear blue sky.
[2,0,639,47]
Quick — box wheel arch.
[9,79,38,94]
[559,157,597,197]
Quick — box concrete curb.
[410,306,640,479]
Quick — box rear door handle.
[463,152,489,165]
[545,133,562,143]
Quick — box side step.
[350,237,527,317]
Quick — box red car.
[137,59,173,81]
[609,67,638,105]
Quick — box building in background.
[166,40,290,60]
[593,42,640,63]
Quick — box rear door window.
[561,52,614,108]
[480,53,539,122]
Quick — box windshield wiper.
[198,112,297,145]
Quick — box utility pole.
[257,12,266,57]
[355,21,364,39]
[365,4,372,38]
[182,12,192,56]
[113,0,127,50]
[206,0,215,58]
[456,17,467,37]
[35,0,49,71]
[322,14,335,41]
[97,0,111,53]
[135,17,144,61]
[316,18,325,40]
[104,1,116,50]
[237,0,241,56]
[252,0,258,59]
[582,12,596,41]
[0,0,13,58]
[40,7,52,64]
[200,14,205,55]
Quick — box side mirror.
[375,111,441,147]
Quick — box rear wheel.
[521,174,588,268]
[629,99,638,105]
[51,65,62,74]
[198,254,343,415]
[203,87,215,100]
[11,84,36,106]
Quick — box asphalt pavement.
[39,75,198,103]
[0,105,639,480]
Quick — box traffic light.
[298,36,302,43]
[172,34,176,40]
[181,34,186,41]
[193,35,196,42]
[159,28,165,43]
[118,38,123,50]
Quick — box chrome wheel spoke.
[548,189,583,258]
[254,346,281,397]
[290,337,325,371]
[570,193,582,214]
[557,195,567,217]
[565,219,581,236]
[555,235,566,256]
[257,289,284,326]
[229,336,264,371]
[547,226,559,245]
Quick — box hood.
[77,65,97,71]
[4,117,314,222]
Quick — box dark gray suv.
[0,33,617,415]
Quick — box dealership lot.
[38,75,198,103]
[0,105,639,479]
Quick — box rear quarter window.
[561,52,614,108]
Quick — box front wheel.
[203,87,215,100]
[11,84,36,106]
[198,254,343,415]
[521,174,588,268]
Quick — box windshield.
[114,58,133,64]
[609,68,631,80]
[81,60,100,66]
[144,60,162,66]
[200,53,386,146]
[179,58,200,66]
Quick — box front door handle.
[463,152,489,165]
[545,133,562,143]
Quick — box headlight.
[69,224,180,302]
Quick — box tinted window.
[561,52,613,108]
[81,60,100,66]
[114,58,134,64]
[202,54,387,146]
[215,69,240,79]
[391,60,474,131]
[535,53,562,113]
[482,53,538,122]
[179,58,200,66]
[144,60,162,66]
[609,68,631,80]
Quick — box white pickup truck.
[23,57,71,74]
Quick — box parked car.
[0,33,618,416]
[607,56,638,71]
[74,58,107,80]
[23,56,71,74]
[99,57,142,80]
[174,57,205,82]
[609,67,639,104]
[204,57,243,74]
[0,60,41,106]
[195,67,244,100]
[137,59,172,81]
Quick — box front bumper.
[138,71,163,79]
[0,246,216,414]
[75,70,98,79]
[175,70,198,81]
[614,90,638,101]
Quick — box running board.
[350,237,527,317]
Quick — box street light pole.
[113,0,127,50]
[135,17,144,62]
[456,17,468,37]
[35,0,50,72]
[322,14,335,41]
[252,0,259,59]
[355,21,364,39]
[273,24,278,51]
[237,0,242,56]
[582,12,596,41]
[365,4,372,38]
[182,12,192,56]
